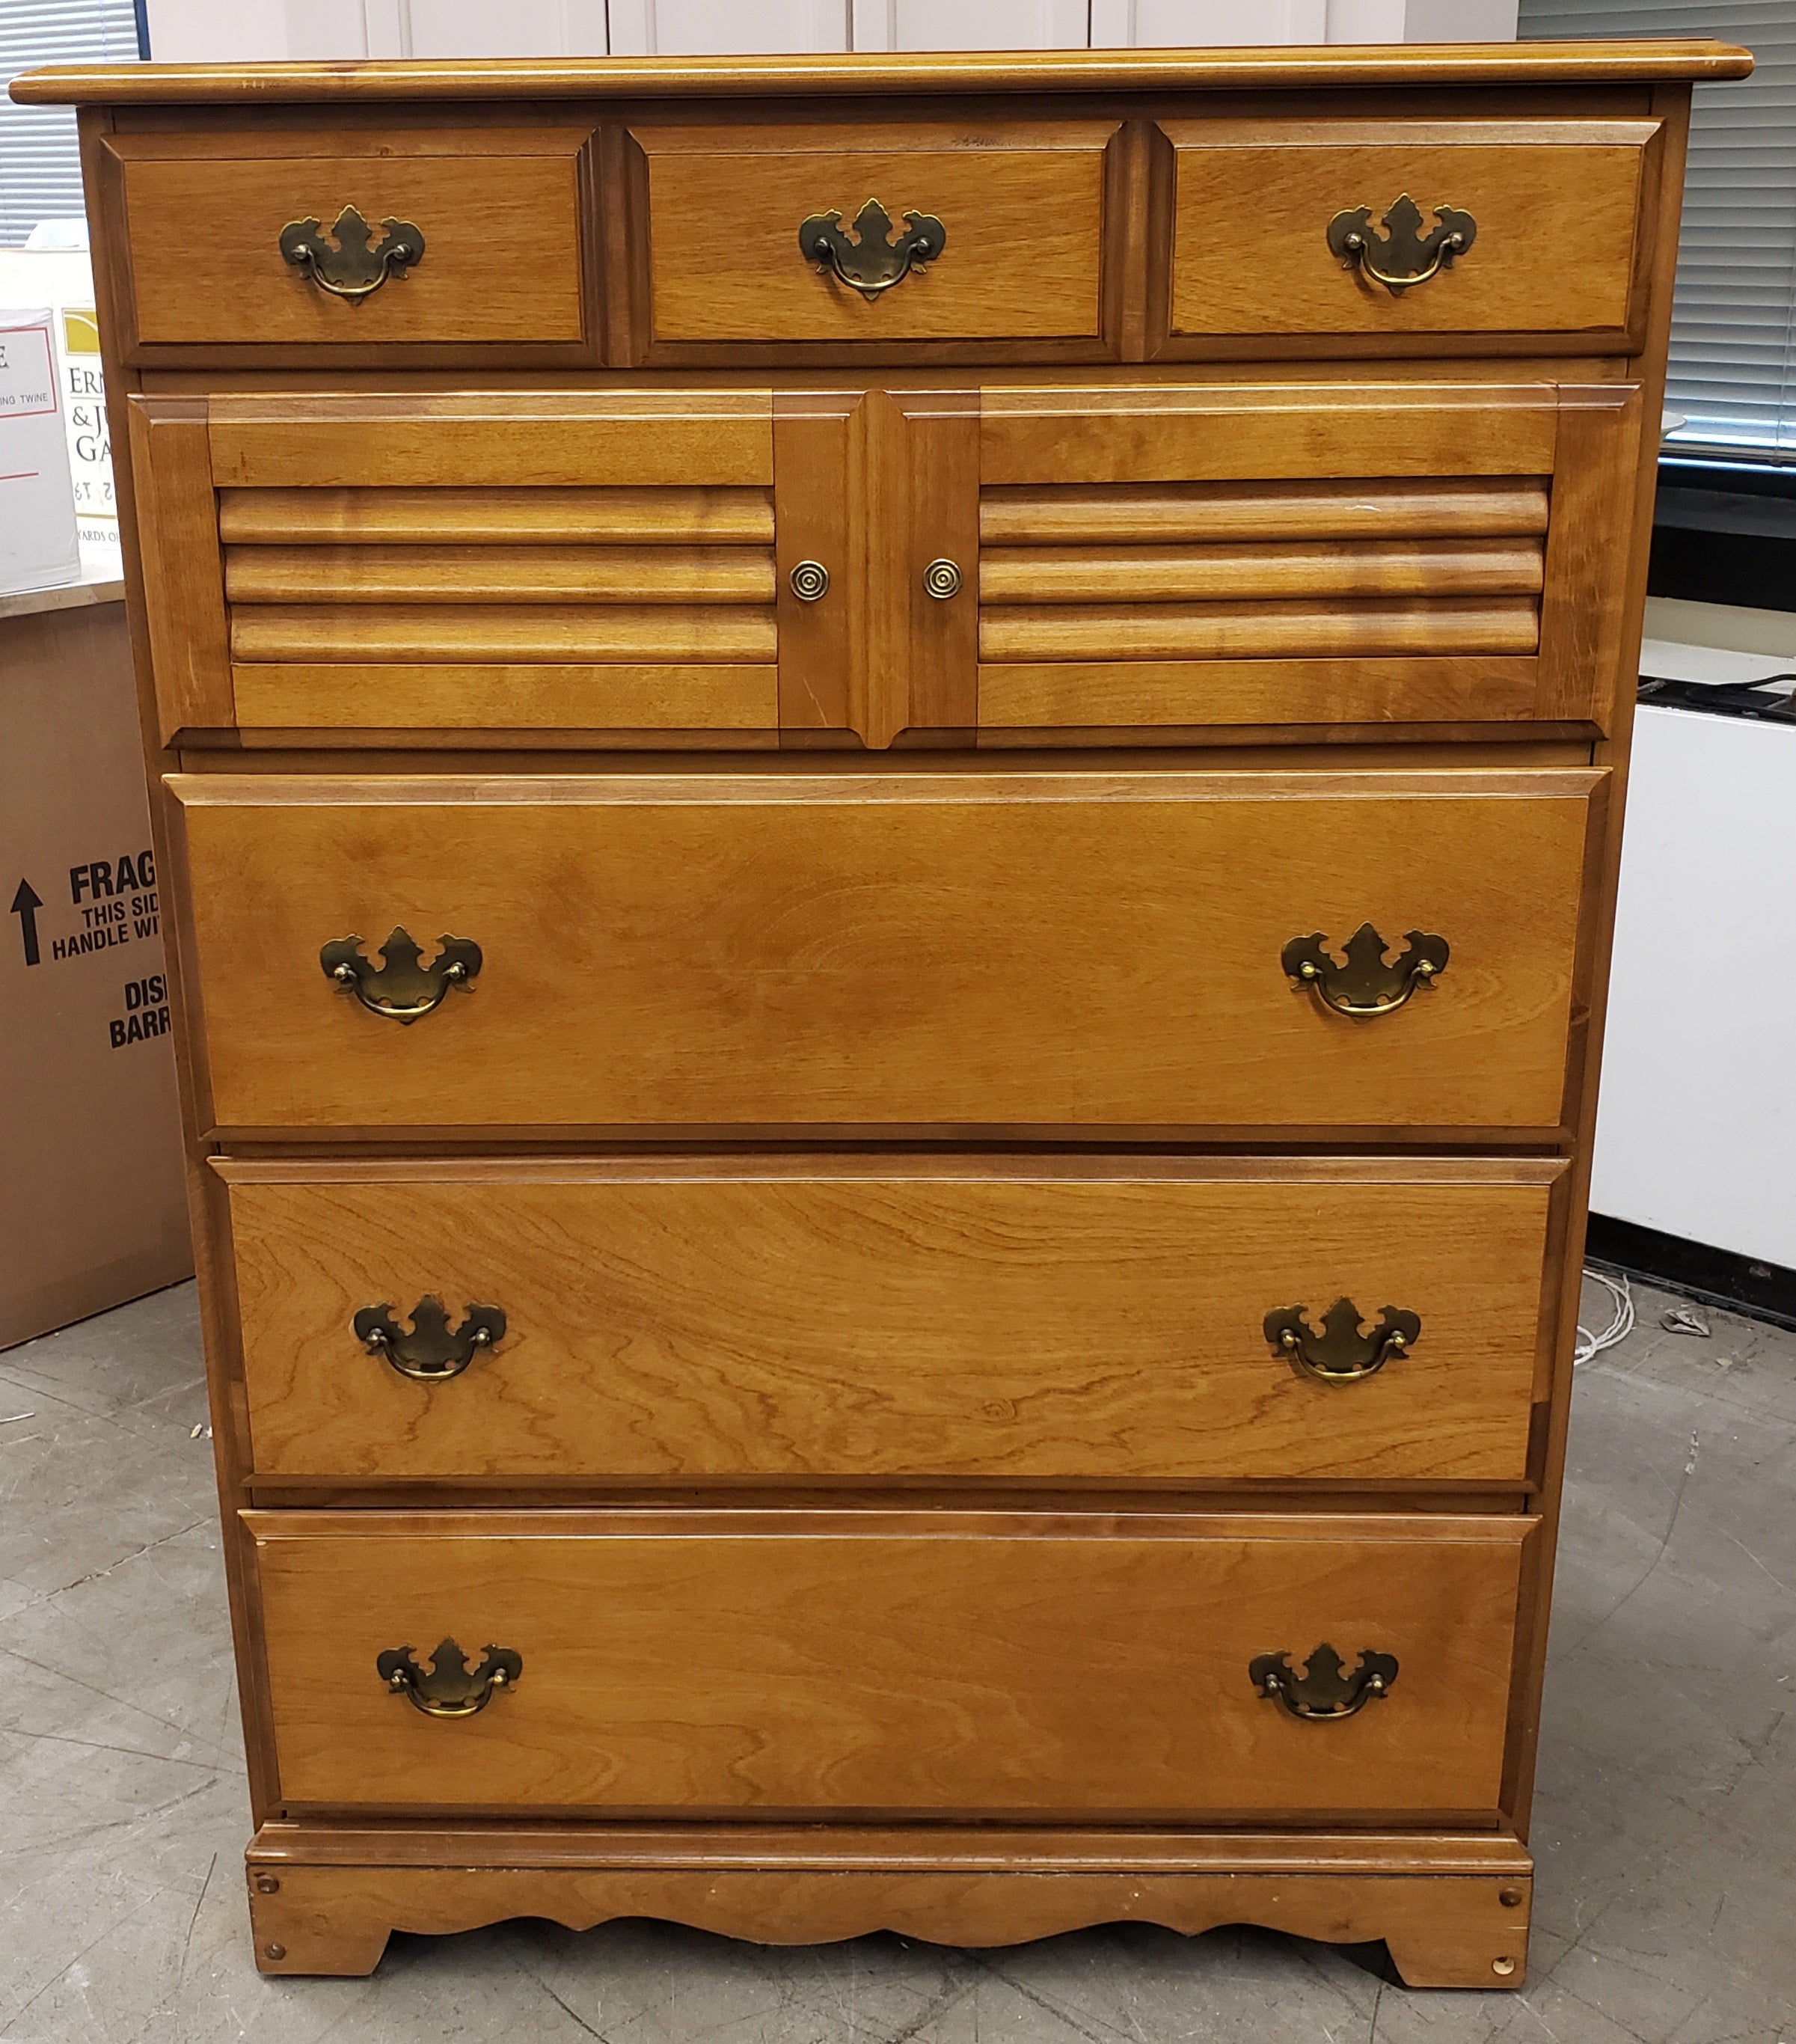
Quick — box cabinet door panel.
[975,382,1642,736]
[129,392,821,744]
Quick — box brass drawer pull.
[378,1638,521,1718]
[922,557,963,600]
[279,204,426,301]
[1326,194,1477,296]
[355,1296,506,1380]
[798,199,946,301]
[1265,1298,1420,1381]
[321,926,482,1023]
[1251,1644,1399,1720]
[789,560,830,602]
[1282,922,1447,1018]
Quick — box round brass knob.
[789,560,830,602]
[922,557,962,600]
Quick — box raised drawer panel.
[248,1509,1533,1818]
[168,768,1602,1136]
[631,122,1117,347]
[104,131,593,350]
[219,1157,1562,1484]
[1161,120,1656,344]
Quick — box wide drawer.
[104,131,592,350]
[168,768,1602,1136]
[632,122,1116,346]
[221,1157,1561,1484]
[248,1509,1533,1817]
[1162,120,1656,345]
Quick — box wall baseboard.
[1587,1214,1796,1334]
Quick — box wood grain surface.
[228,664,779,732]
[978,596,1539,661]
[217,486,776,548]
[109,132,590,346]
[220,1157,1560,1482]
[13,41,1751,105]
[1163,122,1654,340]
[979,382,1560,486]
[168,768,1602,1133]
[979,539,1544,605]
[635,123,1115,343]
[206,392,774,491]
[126,398,232,741]
[247,1508,1531,1818]
[975,655,1541,728]
[244,1860,1531,1986]
[978,479,1552,545]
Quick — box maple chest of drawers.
[17,34,1749,1991]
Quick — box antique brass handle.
[321,926,482,1023]
[1265,1299,1420,1382]
[377,1638,521,1718]
[797,199,947,301]
[1282,923,1448,1018]
[355,1296,506,1380]
[922,558,963,600]
[1326,195,1477,296]
[1251,1644,1399,1720]
[279,205,426,302]
[789,560,830,602]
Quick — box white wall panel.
[407,0,609,57]
[855,0,1087,49]
[1093,0,1325,46]
[147,0,1514,55]
[610,0,851,52]
[1401,0,1518,37]
[143,0,289,61]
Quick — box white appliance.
[1592,695,1796,1269]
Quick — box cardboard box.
[0,586,191,1350]
[0,310,82,598]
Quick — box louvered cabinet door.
[125,390,861,745]
[972,381,1645,738]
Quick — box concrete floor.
[1,1274,1792,2044]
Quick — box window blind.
[0,1,141,247]
[1517,1,1796,457]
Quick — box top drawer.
[102,131,592,353]
[631,121,1118,349]
[1163,120,1658,348]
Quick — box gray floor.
[1,1275,1792,2044]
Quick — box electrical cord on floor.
[1574,1269,1635,1366]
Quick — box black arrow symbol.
[10,878,43,966]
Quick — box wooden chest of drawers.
[18,34,1750,1992]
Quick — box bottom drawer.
[249,1510,1532,1820]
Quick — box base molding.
[245,1825,1533,1989]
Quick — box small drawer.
[248,1508,1533,1818]
[168,766,1603,1137]
[103,131,592,349]
[221,1157,1561,1486]
[1161,120,1658,346]
[631,122,1117,347]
